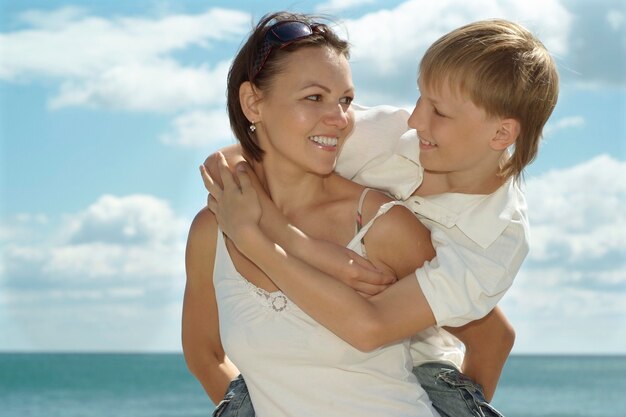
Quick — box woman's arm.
[182,207,239,403]
[445,307,515,401]
[205,159,437,351]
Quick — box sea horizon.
[2,350,624,356]
[2,352,624,417]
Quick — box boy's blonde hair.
[419,19,559,180]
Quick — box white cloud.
[525,155,626,263]
[65,194,186,245]
[0,7,249,111]
[345,0,572,75]
[49,59,232,112]
[607,9,625,31]
[0,194,190,350]
[543,115,585,136]
[315,0,375,13]
[339,0,574,106]
[501,155,626,352]
[0,213,50,246]
[556,2,626,87]
[2,193,188,288]
[16,6,88,29]
[15,213,49,224]
[160,108,234,148]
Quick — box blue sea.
[1,353,624,417]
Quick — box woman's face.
[255,45,355,176]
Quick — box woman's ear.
[491,118,521,151]
[240,81,263,124]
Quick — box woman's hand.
[200,152,262,248]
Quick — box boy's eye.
[433,107,446,117]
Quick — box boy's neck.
[416,169,505,197]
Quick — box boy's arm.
[251,168,397,296]
[205,158,438,351]
[414,222,528,328]
[203,151,396,296]
[202,104,418,294]
[444,307,515,401]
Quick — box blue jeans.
[413,363,505,417]
[211,375,255,417]
[212,365,505,417]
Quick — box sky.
[0,0,624,354]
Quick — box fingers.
[238,162,274,209]
[354,282,392,297]
[347,256,397,286]
[207,195,218,214]
[235,162,252,190]
[200,164,222,198]
[217,152,239,192]
[374,271,397,286]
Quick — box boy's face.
[408,78,503,178]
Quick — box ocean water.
[1,353,624,417]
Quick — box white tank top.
[213,190,439,417]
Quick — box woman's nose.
[325,103,351,129]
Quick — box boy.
[200,18,558,417]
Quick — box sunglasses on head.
[251,20,322,81]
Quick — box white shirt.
[406,181,529,328]
[405,181,529,368]
[336,104,530,368]
[337,104,421,200]
[214,201,439,417]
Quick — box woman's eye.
[306,95,322,101]
[340,96,354,105]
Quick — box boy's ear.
[491,118,521,151]
[239,81,263,123]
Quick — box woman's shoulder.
[187,207,219,258]
[190,206,218,234]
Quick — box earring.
[249,123,256,132]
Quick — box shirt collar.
[390,129,423,199]
[405,179,527,248]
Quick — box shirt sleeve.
[336,104,422,200]
[415,218,529,327]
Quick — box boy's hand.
[342,252,397,298]
[203,152,224,189]
[201,152,262,246]
[203,144,246,191]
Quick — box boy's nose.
[407,98,425,131]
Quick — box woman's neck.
[251,158,333,216]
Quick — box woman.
[205,17,557,417]
[183,11,440,417]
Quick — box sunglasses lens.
[252,21,318,81]
[269,21,313,43]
